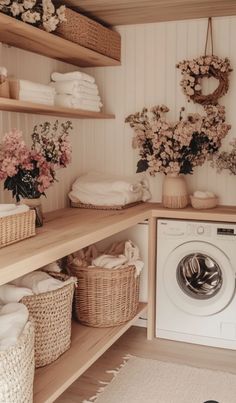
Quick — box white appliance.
[156,219,236,349]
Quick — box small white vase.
[21,197,43,227]
[162,173,189,209]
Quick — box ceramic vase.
[162,173,189,209]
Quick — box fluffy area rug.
[85,356,236,403]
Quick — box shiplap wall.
[1,15,236,211]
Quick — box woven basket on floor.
[68,263,140,327]
[0,321,35,403]
[0,210,36,248]
[21,274,75,368]
[56,8,121,61]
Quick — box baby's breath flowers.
[0,0,66,32]
[125,104,230,176]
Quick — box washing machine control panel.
[187,223,211,237]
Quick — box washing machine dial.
[197,225,205,235]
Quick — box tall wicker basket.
[68,263,140,327]
[0,321,35,403]
[56,8,121,61]
[21,274,75,368]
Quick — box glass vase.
[162,173,189,209]
[21,197,44,227]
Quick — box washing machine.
[156,219,236,349]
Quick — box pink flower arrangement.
[125,104,230,176]
[0,120,72,201]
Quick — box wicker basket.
[0,321,35,403]
[0,210,36,248]
[56,8,121,61]
[68,263,140,327]
[21,274,75,368]
[190,195,218,209]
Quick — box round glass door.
[163,241,235,316]
[176,253,223,300]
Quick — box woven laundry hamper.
[56,8,121,61]
[21,274,75,368]
[0,321,35,403]
[68,263,140,327]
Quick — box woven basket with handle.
[56,8,121,61]
[21,273,75,368]
[0,321,35,403]
[68,263,140,327]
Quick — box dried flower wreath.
[177,18,233,105]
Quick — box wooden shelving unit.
[0,13,120,67]
[34,304,147,403]
[0,98,115,119]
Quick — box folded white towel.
[0,204,29,218]
[17,80,56,94]
[41,261,61,273]
[68,172,151,206]
[11,270,76,294]
[55,94,102,111]
[0,284,33,304]
[193,190,215,198]
[0,303,29,350]
[51,71,95,84]
[50,79,98,95]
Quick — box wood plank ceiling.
[62,0,236,26]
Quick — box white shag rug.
[87,356,236,403]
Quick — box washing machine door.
[163,241,235,316]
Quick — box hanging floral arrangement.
[125,104,230,176]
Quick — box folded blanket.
[0,284,33,304]
[16,79,56,94]
[0,204,29,218]
[55,94,102,111]
[18,89,55,105]
[11,270,76,294]
[0,303,29,350]
[68,172,151,206]
[51,71,95,83]
[50,79,98,95]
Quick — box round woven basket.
[68,263,140,327]
[21,274,75,368]
[0,321,35,403]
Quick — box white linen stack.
[51,71,103,112]
[14,80,55,105]
[68,171,152,206]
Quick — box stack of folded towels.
[11,79,55,105]
[50,71,103,112]
[68,171,152,207]
[0,203,29,218]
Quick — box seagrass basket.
[56,8,121,61]
[68,263,140,327]
[0,321,35,403]
[21,273,75,368]
[0,210,36,248]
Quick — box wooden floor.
[56,326,236,402]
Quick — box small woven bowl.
[190,195,218,209]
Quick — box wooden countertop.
[1,202,236,285]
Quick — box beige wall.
[1,15,236,210]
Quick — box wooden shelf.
[0,98,115,119]
[34,303,147,403]
[0,13,120,67]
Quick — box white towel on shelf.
[16,79,56,94]
[68,171,151,206]
[11,270,75,294]
[51,71,95,84]
[0,303,29,350]
[50,79,98,95]
[18,91,55,105]
[0,284,33,304]
[55,94,102,111]
[0,204,29,218]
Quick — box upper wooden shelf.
[0,13,121,67]
[0,97,115,119]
